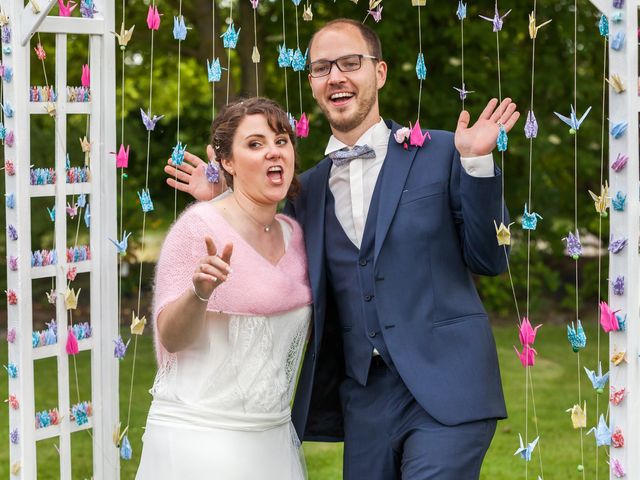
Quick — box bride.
[136,98,312,479]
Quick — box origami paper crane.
[58,0,77,17]
[203,161,219,184]
[8,256,17,271]
[494,221,514,246]
[7,225,17,241]
[611,153,628,172]
[79,136,91,154]
[528,12,552,40]
[567,320,587,352]
[606,74,625,93]
[113,23,135,49]
[140,109,164,131]
[46,289,57,305]
[65,288,80,310]
[598,15,609,37]
[608,236,627,254]
[67,266,77,281]
[588,182,610,217]
[115,144,129,168]
[278,43,294,68]
[113,335,130,359]
[563,231,582,259]
[611,11,623,22]
[84,203,90,227]
[120,434,132,460]
[109,231,132,255]
[6,328,16,343]
[80,0,96,18]
[584,362,609,393]
[610,387,626,406]
[6,394,19,409]
[610,350,626,366]
[587,415,611,446]
[138,188,154,213]
[66,202,77,219]
[44,102,56,117]
[250,0,259,8]
[303,4,313,21]
[514,434,538,461]
[1,25,10,44]
[34,43,46,60]
[415,53,427,80]
[291,0,301,5]
[412,0,426,5]
[81,64,90,87]
[295,113,309,138]
[292,48,308,72]
[2,65,12,82]
[2,102,14,118]
[146,5,160,31]
[566,401,587,429]
[367,5,382,23]
[252,46,260,63]
[514,344,537,367]
[479,1,512,32]
[518,317,541,346]
[456,1,467,21]
[609,121,628,139]
[5,193,14,209]
[496,124,508,152]
[554,105,592,134]
[611,458,625,478]
[409,121,430,147]
[207,58,223,82]
[171,142,186,166]
[66,329,79,355]
[612,275,624,295]
[9,428,18,443]
[5,289,17,305]
[599,301,620,333]
[4,130,14,147]
[173,15,187,41]
[131,312,147,335]
[610,32,625,51]
[0,9,8,26]
[221,23,240,49]
[453,83,474,100]
[521,204,542,230]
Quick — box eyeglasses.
[308,54,378,78]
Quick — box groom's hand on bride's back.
[164,148,226,202]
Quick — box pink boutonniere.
[394,121,431,150]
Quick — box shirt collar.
[324,118,388,156]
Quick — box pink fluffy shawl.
[152,201,312,364]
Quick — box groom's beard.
[319,87,377,134]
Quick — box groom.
[168,18,519,480]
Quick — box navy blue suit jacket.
[288,120,508,442]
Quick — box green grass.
[2,322,611,478]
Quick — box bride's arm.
[157,237,233,353]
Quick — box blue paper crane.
[514,434,538,461]
[138,189,154,213]
[416,53,427,80]
[171,142,187,166]
[584,362,609,393]
[207,58,224,82]
[173,16,188,41]
[291,48,308,72]
[587,415,611,447]
[567,320,586,352]
[277,43,294,68]
[521,204,542,230]
[553,105,592,134]
[612,191,626,211]
[609,120,628,139]
[221,23,240,49]
[109,231,132,256]
[456,1,467,20]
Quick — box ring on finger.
[213,276,218,283]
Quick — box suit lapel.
[374,121,420,261]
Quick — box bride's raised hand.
[192,236,234,301]
[165,146,227,202]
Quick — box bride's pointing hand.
[193,236,234,300]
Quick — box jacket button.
[359,259,367,266]
[364,294,373,301]
[369,331,376,338]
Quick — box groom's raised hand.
[454,98,520,157]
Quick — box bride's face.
[222,114,295,206]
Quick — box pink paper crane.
[146,5,161,31]
[514,344,537,367]
[115,144,130,168]
[57,0,77,17]
[599,300,620,333]
[518,317,541,346]
[295,113,309,138]
[34,43,46,61]
[66,329,79,355]
[81,64,90,87]
[409,120,431,147]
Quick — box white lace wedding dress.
[136,305,311,479]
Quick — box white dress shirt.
[325,118,495,248]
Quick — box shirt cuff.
[460,154,495,178]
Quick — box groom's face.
[308,25,386,135]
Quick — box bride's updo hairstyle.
[210,97,300,199]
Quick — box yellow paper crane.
[30,0,41,13]
[10,462,20,475]
[611,350,626,366]
[44,102,56,117]
[0,9,10,26]
[528,11,552,40]
[566,402,587,429]
[112,22,135,49]
[494,221,514,246]
[302,4,313,21]
[588,181,610,217]
[65,288,80,310]
[130,312,147,335]
[369,0,382,8]
[412,0,427,6]
[606,74,626,94]
[79,136,91,153]
[251,46,260,64]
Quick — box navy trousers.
[340,356,497,480]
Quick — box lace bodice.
[150,306,311,416]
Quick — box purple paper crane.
[608,236,627,254]
[206,161,220,183]
[524,110,538,139]
[368,5,383,23]
[563,231,582,259]
[479,1,512,32]
[611,153,628,172]
[250,0,259,9]
[612,276,625,295]
[453,83,474,100]
[140,108,164,131]
[611,459,625,478]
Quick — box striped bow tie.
[328,144,376,167]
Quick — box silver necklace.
[234,195,275,233]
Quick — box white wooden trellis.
[3,0,118,478]
[587,0,639,478]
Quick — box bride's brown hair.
[210,97,301,199]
